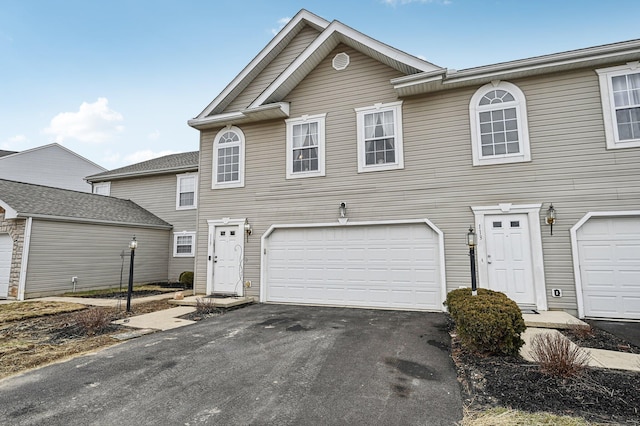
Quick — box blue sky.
[2,0,639,168]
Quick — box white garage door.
[265,223,442,311]
[577,217,640,319]
[0,233,12,298]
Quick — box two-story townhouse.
[0,143,106,192]
[188,10,640,320]
[86,151,199,282]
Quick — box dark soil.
[560,321,640,354]
[452,325,640,424]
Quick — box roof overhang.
[249,20,443,108]
[393,39,640,97]
[188,102,290,130]
[86,165,198,183]
[14,213,173,230]
[194,10,329,119]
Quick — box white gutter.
[15,213,172,230]
[86,165,198,183]
[17,217,32,301]
[188,102,290,130]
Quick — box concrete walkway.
[521,311,640,372]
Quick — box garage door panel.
[578,217,640,319]
[266,224,442,311]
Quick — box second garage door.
[577,217,640,319]
[264,222,443,311]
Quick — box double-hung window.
[173,232,195,257]
[176,173,197,210]
[355,101,404,172]
[92,182,110,196]
[285,113,326,179]
[597,63,640,149]
[469,81,530,166]
[213,126,245,188]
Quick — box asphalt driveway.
[0,304,462,425]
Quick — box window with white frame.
[469,81,531,166]
[212,126,245,189]
[92,182,110,196]
[355,101,404,172]
[285,113,326,179]
[176,173,197,210]
[173,232,195,257]
[597,63,640,149]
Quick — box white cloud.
[417,54,427,60]
[148,129,161,140]
[271,17,291,35]
[123,149,178,165]
[1,134,28,150]
[43,97,124,143]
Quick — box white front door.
[484,214,535,305]
[213,226,242,295]
[0,233,12,298]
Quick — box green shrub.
[446,287,525,356]
[178,271,194,288]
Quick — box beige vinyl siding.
[196,40,640,315]
[224,25,321,112]
[24,220,169,298]
[109,173,196,281]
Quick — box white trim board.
[206,218,247,296]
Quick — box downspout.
[17,217,32,301]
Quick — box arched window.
[212,126,245,188]
[469,81,530,166]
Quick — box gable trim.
[194,10,329,119]
[249,20,443,108]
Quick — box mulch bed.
[560,321,640,354]
[451,319,640,424]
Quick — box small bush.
[179,271,194,288]
[530,332,590,378]
[195,297,219,315]
[566,323,594,339]
[446,287,525,356]
[73,308,116,336]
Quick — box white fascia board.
[250,21,444,108]
[0,200,18,219]
[194,10,329,119]
[86,165,198,182]
[188,102,290,130]
[394,39,640,95]
[16,213,173,230]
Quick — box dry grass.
[62,284,175,298]
[0,301,86,323]
[460,407,606,426]
[531,332,591,378]
[195,297,219,314]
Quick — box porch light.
[545,204,556,235]
[126,235,137,312]
[467,227,478,296]
[339,202,347,218]
[244,220,252,242]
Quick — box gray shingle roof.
[0,179,171,228]
[0,150,17,158]
[86,151,198,182]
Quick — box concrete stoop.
[520,313,640,372]
[168,295,255,308]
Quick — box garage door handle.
[487,254,492,264]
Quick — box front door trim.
[472,203,547,311]
[207,217,246,296]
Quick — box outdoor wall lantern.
[339,202,347,218]
[466,227,478,296]
[545,204,556,235]
[244,219,252,242]
[126,235,138,312]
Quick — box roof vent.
[332,52,350,71]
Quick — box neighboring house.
[85,152,199,282]
[187,9,640,320]
[0,143,106,192]
[0,179,171,299]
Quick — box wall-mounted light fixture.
[466,227,478,296]
[339,202,347,218]
[244,219,252,242]
[545,204,556,235]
